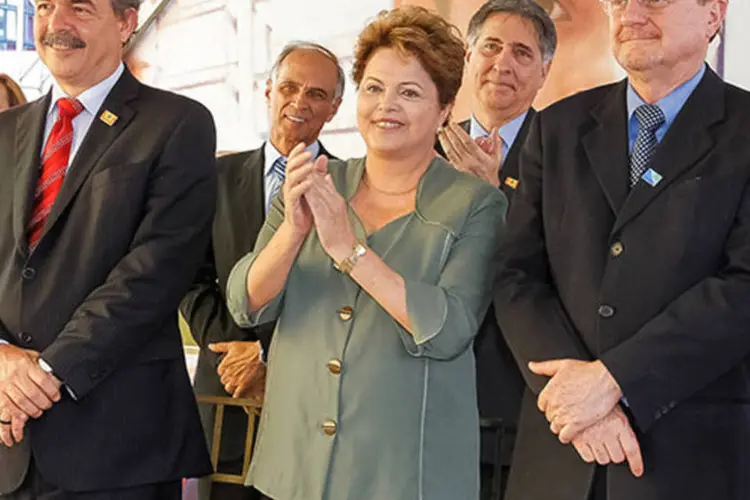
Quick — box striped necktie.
[28,97,84,250]
[266,156,287,213]
[630,104,665,187]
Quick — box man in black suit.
[179,41,343,500]
[494,1,744,499]
[436,1,555,498]
[0,0,216,497]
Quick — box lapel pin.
[641,168,663,187]
[99,110,119,127]
[504,177,519,190]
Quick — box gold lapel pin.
[504,177,519,190]
[99,110,119,127]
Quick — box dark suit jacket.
[495,68,750,500]
[436,114,534,465]
[0,68,215,493]
[179,143,335,465]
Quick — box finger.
[572,440,596,464]
[313,155,328,175]
[27,369,61,403]
[5,383,43,418]
[559,422,584,444]
[591,442,610,466]
[549,418,561,435]
[528,360,563,377]
[285,142,309,168]
[489,126,503,158]
[445,123,474,158]
[441,127,468,162]
[0,424,12,448]
[438,131,462,167]
[619,427,644,477]
[286,161,317,187]
[10,415,26,444]
[17,375,56,411]
[208,342,231,353]
[287,178,316,204]
[603,435,626,464]
[537,383,550,413]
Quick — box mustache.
[42,31,86,49]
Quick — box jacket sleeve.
[397,188,508,361]
[493,114,593,394]
[40,102,218,399]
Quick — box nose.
[47,4,74,32]
[491,47,513,73]
[377,87,399,111]
[291,88,310,109]
[618,0,649,25]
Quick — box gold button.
[338,306,353,321]
[610,241,624,257]
[322,420,337,436]
[327,359,342,375]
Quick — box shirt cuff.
[0,339,8,345]
[39,357,78,401]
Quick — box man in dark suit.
[494,1,745,499]
[0,0,216,497]
[436,1,555,498]
[179,41,343,500]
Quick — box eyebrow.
[70,0,96,6]
[363,77,424,89]
[482,37,535,53]
[278,79,331,97]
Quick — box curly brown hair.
[0,74,27,108]
[352,6,465,109]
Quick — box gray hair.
[466,0,557,64]
[111,0,141,16]
[269,41,346,100]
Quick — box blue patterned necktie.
[630,104,666,187]
[267,156,287,213]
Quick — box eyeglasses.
[600,0,676,11]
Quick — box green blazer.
[227,156,507,500]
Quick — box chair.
[195,395,263,486]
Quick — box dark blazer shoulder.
[539,80,626,122]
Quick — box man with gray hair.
[180,40,343,500]
[436,1,555,499]
[0,0,217,496]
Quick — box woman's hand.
[305,172,357,263]
[283,143,326,239]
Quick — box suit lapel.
[239,148,267,244]
[582,81,630,215]
[12,95,50,258]
[38,69,138,246]
[612,69,724,235]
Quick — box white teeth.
[375,121,400,129]
[287,116,304,123]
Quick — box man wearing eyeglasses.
[494,1,745,499]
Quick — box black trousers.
[588,466,607,500]
[1,460,180,500]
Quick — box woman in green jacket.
[227,6,508,499]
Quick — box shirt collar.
[263,140,321,176]
[48,62,125,120]
[469,110,529,150]
[626,64,705,129]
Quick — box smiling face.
[609,0,725,76]
[466,12,549,122]
[265,49,342,155]
[34,0,137,95]
[357,47,450,160]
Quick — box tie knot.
[57,98,84,120]
[271,156,287,178]
[634,104,665,133]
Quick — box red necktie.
[27,97,84,250]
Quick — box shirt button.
[598,304,615,318]
[20,332,33,344]
[338,306,353,321]
[22,267,35,280]
[322,420,337,436]
[327,359,342,375]
[610,242,624,257]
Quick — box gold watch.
[335,241,367,275]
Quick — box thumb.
[314,155,328,174]
[529,360,563,377]
[208,342,231,353]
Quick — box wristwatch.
[335,240,367,275]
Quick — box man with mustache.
[0,0,217,497]
[436,1,555,499]
[495,1,747,499]
[180,41,342,500]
